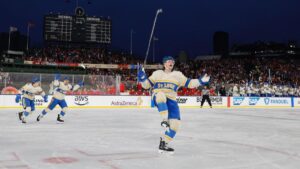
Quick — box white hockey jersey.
[20,83,45,100]
[141,70,200,100]
[283,86,289,96]
[260,86,266,95]
[246,86,253,95]
[288,88,295,96]
[265,86,272,95]
[275,87,282,96]
[232,85,239,96]
[297,88,300,96]
[239,86,246,96]
[53,80,80,100]
[253,86,260,95]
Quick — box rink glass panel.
[0,72,122,95]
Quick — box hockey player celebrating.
[260,83,266,97]
[232,84,239,97]
[265,84,272,97]
[137,56,210,154]
[271,85,277,97]
[283,85,289,97]
[297,86,300,97]
[36,74,84,123]
[253,84,260,97]
[275,85,283,97]
[239,84,246,97]
[16,77,48,123]
[288,85,295,97]
[246,83,253,97]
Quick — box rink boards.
[0,95,299,108]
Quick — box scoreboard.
[44,8,111,44]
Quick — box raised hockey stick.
[144,9,163,65]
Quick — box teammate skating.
[137,56,210,154]
[37,74,84,123]
[15,77,48,123]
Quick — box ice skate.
[36,115,43,122]
[21,116,27,124]
[18,112,23,121]
[158,138,174,154]
[57,114,64,123]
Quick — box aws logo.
[74,96,89,106]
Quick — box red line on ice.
[99,160,120,169]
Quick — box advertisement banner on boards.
[174,96,227,107]
[231,97,291,107]
[0,95,151,108]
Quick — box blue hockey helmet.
[32,77,40,83]
[63,76,70,81]
[162,56,175,64]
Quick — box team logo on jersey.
[249,97,260,105]
[264,98,270,105]
[233,97,245,105]
[74,96,89,106]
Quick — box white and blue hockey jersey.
[141,70,200,100]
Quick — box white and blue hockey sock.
[60,111,66,116]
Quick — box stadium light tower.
[144,9,163,65]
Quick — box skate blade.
[56,121,64,124]
[158,150,174,155]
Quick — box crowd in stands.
[2,47,300,96]
[23,47,143,64]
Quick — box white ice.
[1,108,300,169]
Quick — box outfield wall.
[0,95,299,108]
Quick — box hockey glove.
[137,65,147,82]
[199,74,210,85]
[43,95,48,102]
[77,81,84,87]
[54,74,61,80]
[15,94,21,103]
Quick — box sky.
[1,0,300,60]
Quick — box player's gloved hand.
[15,94,21,103]
[77,81,84,87]
[199,74,210,85]
[54,74,61,80]
[43,95,48,102]
[137,65,147,82]
[161,119,170,128]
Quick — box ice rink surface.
[1,108,300,169]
